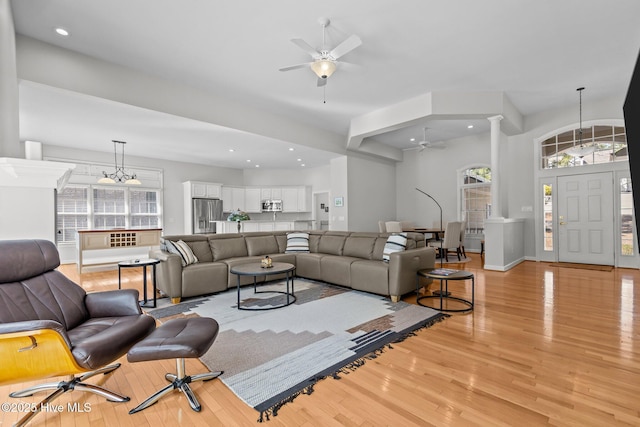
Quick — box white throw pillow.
[382,233,407,262]
[166,240,198,267]
[285,232,310,253]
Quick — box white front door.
[557,172,614,265]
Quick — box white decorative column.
[0,0,21,158]
[488,115,503,218]
[483,114,524,271]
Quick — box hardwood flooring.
[1,258,639,426]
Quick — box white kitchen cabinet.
[221,187,232,212]
[186,181,222,198]
[260,187,283,201]
[281,187,299,212]
[244,188,262,213]
[297,186,311,212]
[241,222,260,232]
[222,186,245,212]
[258,222,275,232]
[274,222,292,231]
[281,186,310,212]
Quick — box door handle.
[559,221,566,225]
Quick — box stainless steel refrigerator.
[192,198,224,234]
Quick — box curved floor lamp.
[415,188,443,268]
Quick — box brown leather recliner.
[0,239,156,427]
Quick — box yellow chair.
[0,239,156,427]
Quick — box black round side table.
[118,258,160,308]
[416,268,474,313]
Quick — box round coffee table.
[230,262,296,310]
[416,268,474,313]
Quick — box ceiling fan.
[279,17,362,87]
[403,128,446,152]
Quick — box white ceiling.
[10,0,640,168]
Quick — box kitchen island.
[214,220,312,233]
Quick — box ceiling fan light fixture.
[311,59,336,79]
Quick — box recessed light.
[467,125,474,129]
[409,138,416,142]
[228,149,235,152]
[288,148,294,151]
[255,164,260,168]
[55,27,69,36]
[297,158,302,162]
[301,164,306,167]
[246,159,251,162]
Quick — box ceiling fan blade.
[279,63,312,72]
[317,77,327,87]
[426,141,446,149]
[329,34,362,60]
[290,38,320,58]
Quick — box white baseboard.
[483,257,525,271]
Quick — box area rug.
[548,262,614,272]
[147,279,447,422]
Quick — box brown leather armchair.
[0,239,156,427]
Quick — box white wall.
[330,156,348,231]
[347,154,397,232]
[243,164,330,191]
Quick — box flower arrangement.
[227,209,250,222]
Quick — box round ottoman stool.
[127,317,223,414]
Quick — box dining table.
[403,227,444,241]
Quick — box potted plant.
[227,209,250,232]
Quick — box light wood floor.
[2,257,639,426]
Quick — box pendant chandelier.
[566,87,596,158]
[97,140,141,185]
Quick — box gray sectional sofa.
[149,230,435,303]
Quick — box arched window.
[460,167,491,234]
[540,125,627,169]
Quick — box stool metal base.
[129,358,222,414]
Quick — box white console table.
[76,229,162,273]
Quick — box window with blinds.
[460,167,492,235]
[56,185,162,244]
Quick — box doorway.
[557,172,614,265]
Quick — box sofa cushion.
[285,232,310,253]
[382,233,407,262]
[275,234,288,253]
[209,237,248,261]
[343,236,376,260]
[181,262,228,297]
[246,235,279,256]
[294,253,324,281]
[318,235,346,256]
[351,260,389,296]
[166,240,199,266]
[187,240,214,263]
[320,255,359,287]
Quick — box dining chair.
[378,221,387,233]
[385,221,403,233]
[459,221,466,258]
[428,221,463,261]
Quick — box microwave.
[262,199,283,212]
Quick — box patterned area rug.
[147,279,447,422]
